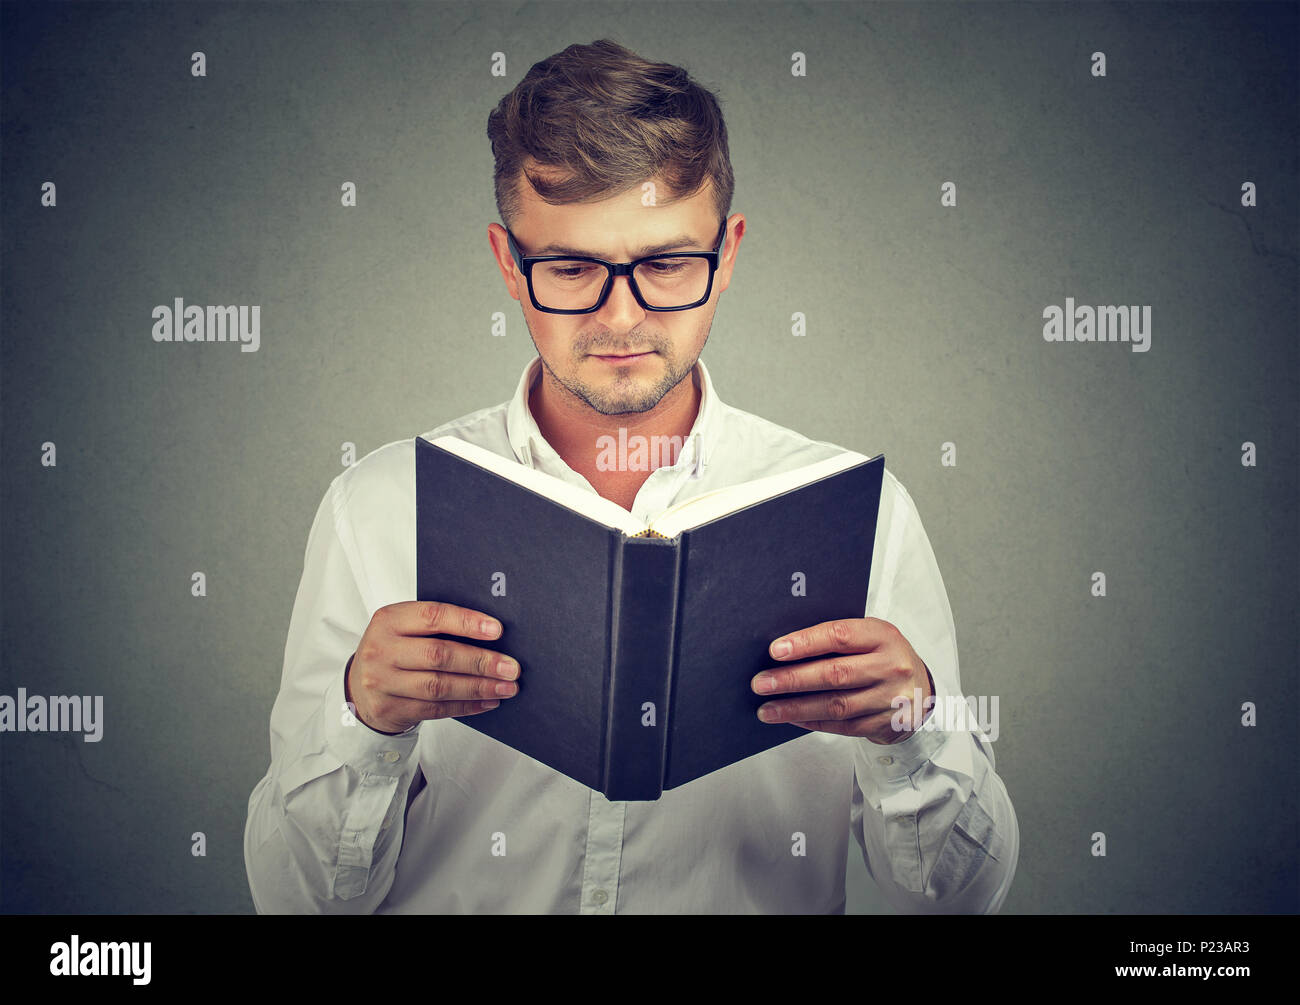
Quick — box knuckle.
[826,661,853,688]
[357,640,383,667]
[421,600,445,632]
[830,619,853,647]
[425,639,447,668]
[475,647,495,677]
[424,671,447,701]
[827,694,850,719]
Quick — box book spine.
[603,536,679,801]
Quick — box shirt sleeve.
[850,475,1020,913]
[243,480,423,913]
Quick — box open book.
[416,434,885,800]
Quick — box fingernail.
[496,658,518,679]
[753,673,775,693]
[495,681,517,697]
[771,640,790,658]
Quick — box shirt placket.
[629,437,703,524]
[528,427,703,914]
[579,790,626,914]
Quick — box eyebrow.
[531,233,707,258]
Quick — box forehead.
[512,168,717,258]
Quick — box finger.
[769,617,887,662]
[453,701,502,718]
[752,651,889,697]
[367,662,520,705]
[382,696,504,727]
[758,687,895,725]
[379,600,504,641]
[790,708,899,737]
[386,634,519,681]
[432,698,505,720]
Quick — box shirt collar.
[505,354,720,479]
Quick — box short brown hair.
[486,39,734,232]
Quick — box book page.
[428,435,878,543]
[649,449,875,538]
[428,435,647,536]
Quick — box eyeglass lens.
[531,256,711,311]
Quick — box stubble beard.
[530,326,702,416]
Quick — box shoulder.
[720,399,917,522]
[717,399,887,476]
[328,401,511,521]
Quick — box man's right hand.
[344,600,520,734]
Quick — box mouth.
[590,350,655,361]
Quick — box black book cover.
[415,435,884,800]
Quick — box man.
[244,38,1018,914]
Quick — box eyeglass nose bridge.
[595,262,645,311]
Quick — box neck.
[528,362,702,479]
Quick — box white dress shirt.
[244,355,1019,914]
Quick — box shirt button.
[380,751,400,763]
[877,755,894,765]
[592,889,608,905]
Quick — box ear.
[714,215,745,295]
[488,224,522,302]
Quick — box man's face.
[489,171,740,416]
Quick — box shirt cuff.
[855,656,951,781]
[321,660,421,773]
[856,714,951,781]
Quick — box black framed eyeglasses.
[505,219,728,314]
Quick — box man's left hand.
[751,617,933,745]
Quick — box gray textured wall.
[1,0,1295,914]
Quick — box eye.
[545,264,598,280]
